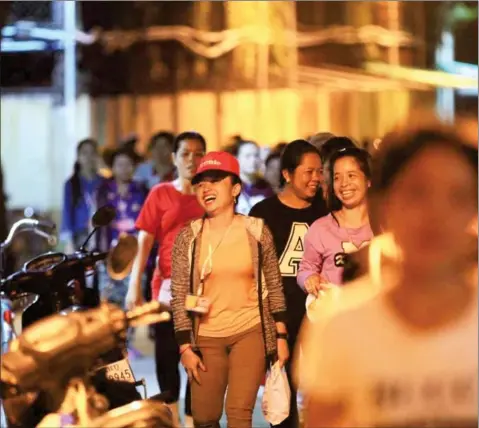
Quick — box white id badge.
[185,294,211,314]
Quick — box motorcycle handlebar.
[34,219,56,232]
[126,301,171,327]
[32,228,57,247]
[1,250,108,296]
[2,218,56,249]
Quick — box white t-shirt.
[303,294,478,427]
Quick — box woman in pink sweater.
[298,148,373,294]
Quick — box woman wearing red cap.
[171,151,289,428]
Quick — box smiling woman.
[298,147,373,291]
[171,151,289,428]
[248,139,328,426]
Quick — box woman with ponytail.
[61,139,103,253]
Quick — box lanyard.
[197,219,234,296]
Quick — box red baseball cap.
[192,151,241,185]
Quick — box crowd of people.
[59,114,478,428]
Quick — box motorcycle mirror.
[79,206,117,252]
[92,205,116,228]
[106,234,138,281]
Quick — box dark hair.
[222,135,243,154]
[173,131,207,153]
[272,142,288,154]
[373,129,478,195]
[369,124,478,234]
[71,139,98,209]
[280,139,320,187]
[265,151,281,168]
[119,137,143,164]
[309,132,335,150]
[120,134,138,149]
[109,147,138,169]
[101,147,115,168]
[264,142,287,170]
[223,143,238,154]
[319,136,356,164]
[231,173,242,187]
[328,147,372,212]
[231,135,243,144]
[148,131,175,153]
[234,140,259,157]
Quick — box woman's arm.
[126,230,155,307]
[297,225,325,291]
[126,185,163,307]
[170,227,194,346]
[260,224,287,322]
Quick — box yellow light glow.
[365,61,478,89]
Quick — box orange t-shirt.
[198,219,261,337]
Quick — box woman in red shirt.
[126,131,207,428]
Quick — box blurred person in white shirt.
[299,116,478,428]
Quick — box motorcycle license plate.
[103,358,136,383]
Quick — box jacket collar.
[189,214,263,241]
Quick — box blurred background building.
[0,1,478,222]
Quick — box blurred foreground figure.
[299,115,478,428]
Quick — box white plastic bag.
[262,362,291,425]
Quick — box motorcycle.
[0,215,57,353]
[0,206,150,426]
[0,216,57,426]
[10,205,118,331]
[0,300,174,427]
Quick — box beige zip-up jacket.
[170,215,287,360]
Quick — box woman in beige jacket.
[171,151,289,428]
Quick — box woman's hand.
[277,339,290,368]
[304,273,331,297]
[181,347,206,384]
[125,281,143,310]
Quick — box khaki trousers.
[192,324,266,428]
